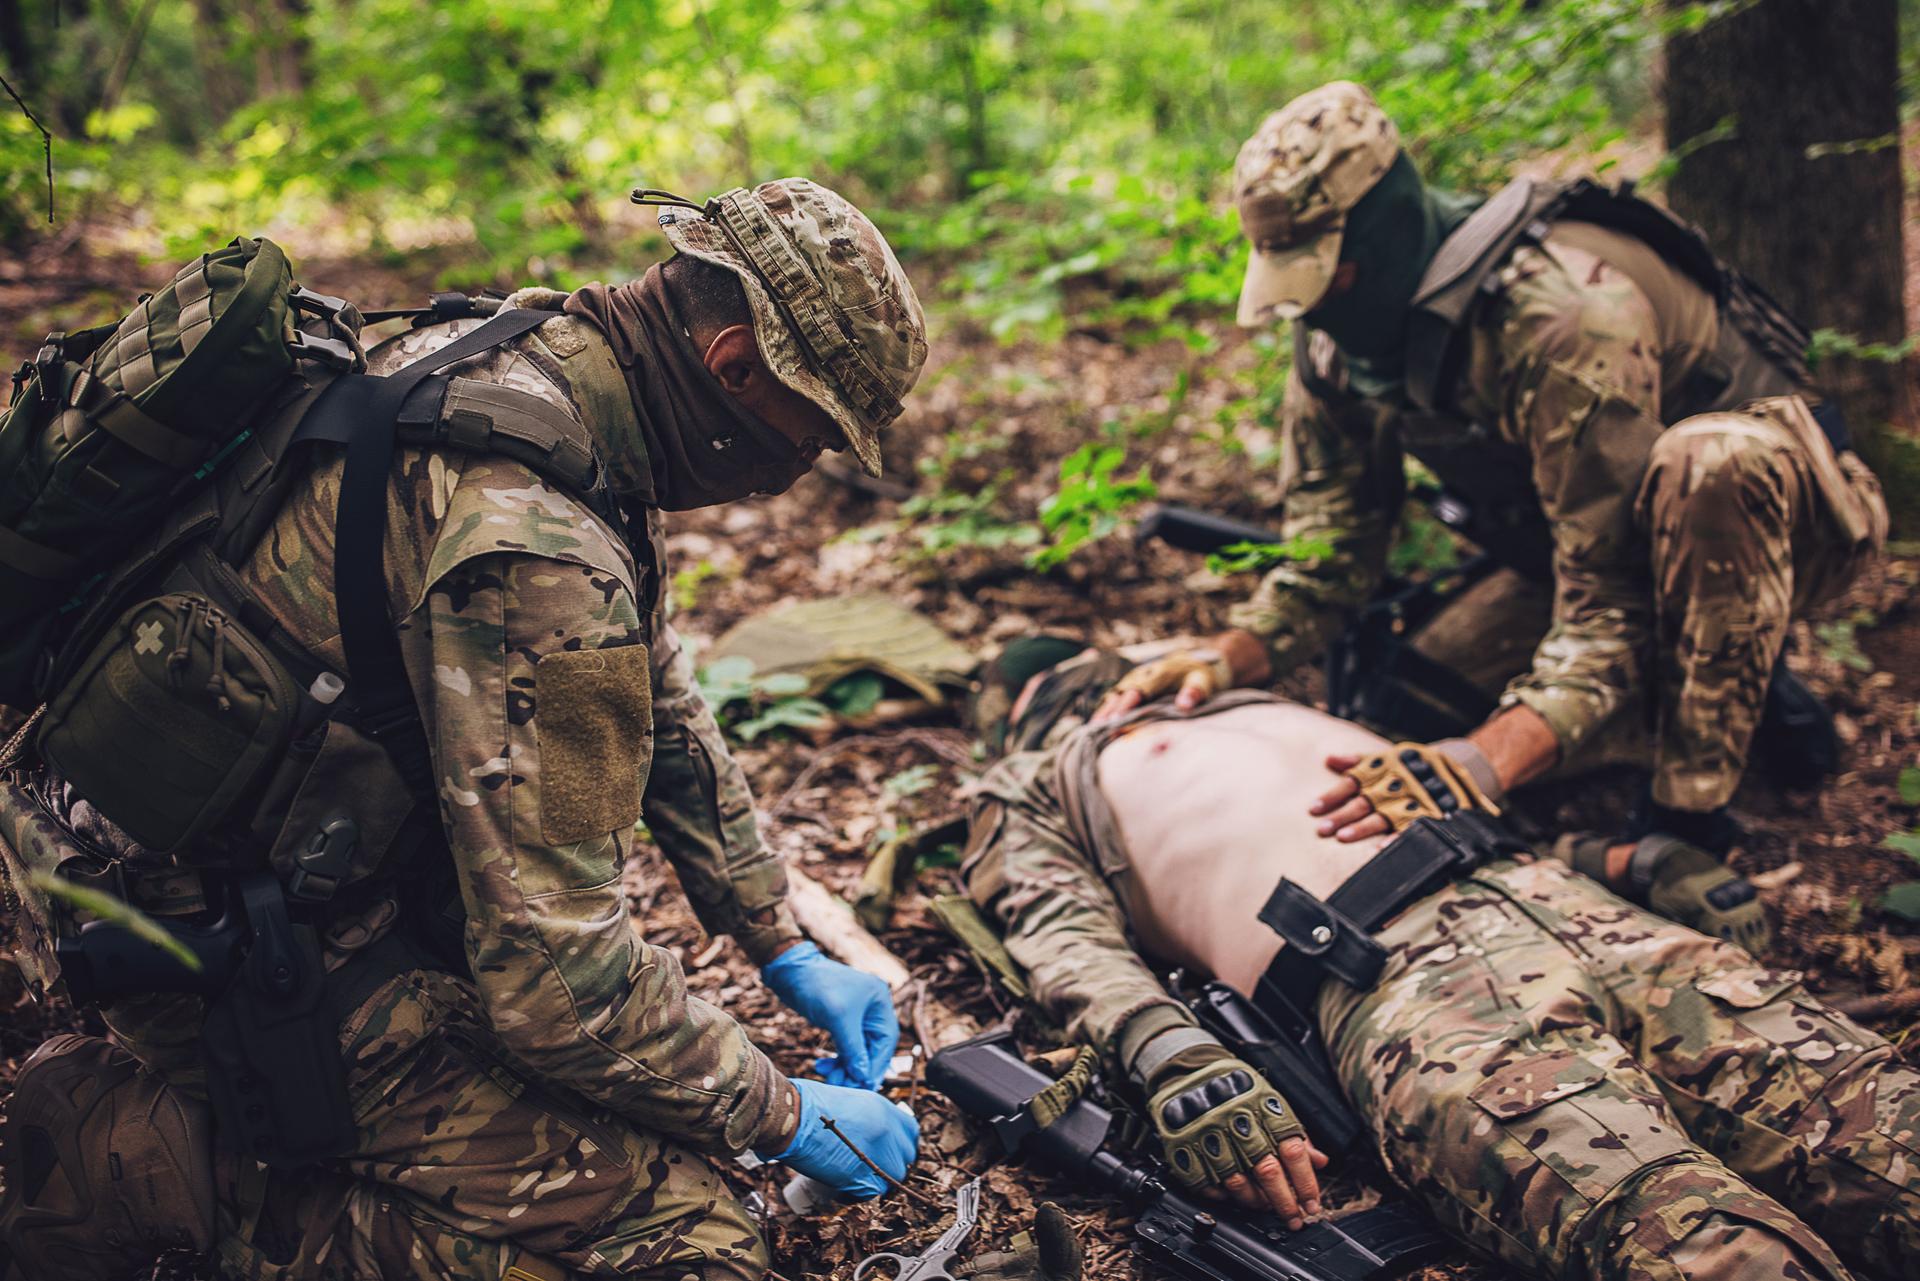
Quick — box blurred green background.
[0,0,1698,335]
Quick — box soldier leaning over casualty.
[0,181,926,1281]
[966,640,1920,1281]
[1107,82,1888,948]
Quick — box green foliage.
[695,655,831,742]
[1807,328,1920,368]
[1815,613,1878,674]
[823,672,888,718]
[32,871,202,972]
[672,559,727,613]
[1029,443,1157,571]
[1206,536,1336,577]
[1390,507,1467,577]
[899,480,1041,556]
[3,0,1670,311]
[882,764,939,799]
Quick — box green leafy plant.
[696,655,832,742]
[1206,535,1335,576]
[899,481,1042,556]
[1815,612,1878,674]
[822,672,888,718]
[1029,444,1157,571]
[1881,763,1920,922]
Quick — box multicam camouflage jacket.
[1227,221,1860,759]
[8,310,803,1156]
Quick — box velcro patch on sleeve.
[534,643,652,844]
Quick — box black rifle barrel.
[1134,504,1285,554]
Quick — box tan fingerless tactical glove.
[1108,647,1233,709]
[1146,1044,1303,1191]
[1343,742,1500,831]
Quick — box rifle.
[1133,500,1499,740]
[928,1031,1448,1281]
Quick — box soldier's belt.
[1255,813,1528,1016]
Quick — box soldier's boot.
[1552,831,1770,954]
[0,1034,216,1281]
[1753,657,1840,788]
[1579,1159,1853,1280]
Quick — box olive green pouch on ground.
[37,593,300,855]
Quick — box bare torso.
[1095,701,1392,995]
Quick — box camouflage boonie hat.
[1234,81,1399,326]
[636,178,928,477]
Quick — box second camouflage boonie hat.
[637,178,928,477]
[1234,81,1399,326]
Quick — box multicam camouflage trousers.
[1318,858,1920,1281]
[1412,403,1887,811]
[204,967,768,1281]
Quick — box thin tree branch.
[0,70,52,222]
[819,1116,944,1209]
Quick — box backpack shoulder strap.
[1405,177,1568,414]
[294,308,556,799]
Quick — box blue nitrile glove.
[761,942,899,1091]
[758,1078,919,1201]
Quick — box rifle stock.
[927,1032,1447,1281]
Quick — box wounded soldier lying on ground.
[959,640,1920,1281]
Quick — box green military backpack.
[0,237,362,709]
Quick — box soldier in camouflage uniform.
[1103,83,1888,926]
[0,180,927,1281]
[965,648,1920,1280]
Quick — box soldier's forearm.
[1214,628,1273,689]
[1466,703,1561,793]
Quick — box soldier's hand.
[761,942,900,1091]
[758,1078,919,1201]
[1146,1046,1326,1230]
[1092,648,1232,722]
[1311,741,1501,841]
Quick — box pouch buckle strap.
[1256,880,1389,992]
[287,329,358,371]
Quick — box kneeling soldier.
[0,179,927,1280]
[1103,82,1889,937]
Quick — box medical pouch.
[37,593,300,856]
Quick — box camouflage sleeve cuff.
[1500,683,1604,758]
[1107,997,1199,1067]
[1116,1002,1209,1082]
[733,901,805,966]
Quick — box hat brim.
[1236,222,1344,328]
[663,217,886,477]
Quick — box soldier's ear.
[701,324,763,395]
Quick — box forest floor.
[1,230,1918,1281]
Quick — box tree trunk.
[0,2,32,94]
[1664,0,1918,524]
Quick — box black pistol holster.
[57,871,362,1169]
[198,874,358,1169]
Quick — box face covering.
[1303,152,1479,395]
[566,265,806,512]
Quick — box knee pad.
[1642,417,1795,526]
[1590,1158,1850,1281]
[0,1034,216,1281]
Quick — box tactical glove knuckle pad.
[1345,741,1500,832]
[1148,1056,1302,1191]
